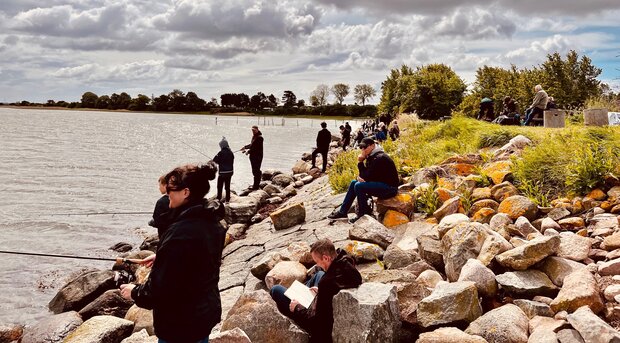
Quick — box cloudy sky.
[1,0,619,104]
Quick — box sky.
[0,0,619,104]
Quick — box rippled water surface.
[0,108,358,325]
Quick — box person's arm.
[213,152,221,164]
[531,92,543,108]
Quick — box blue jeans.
[270,271,325,316]
[338,180,397,216]
[523,107,543,126]
[158,337,208,343]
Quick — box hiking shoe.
[349,214,364,223]
[327,209,347,220]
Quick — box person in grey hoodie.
[213,137,234,203]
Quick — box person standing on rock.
[328,137,399,223]
[120,162,226,343]
[339,125,351,151]
[270,238,362,343]
[312,122,332,173]
[241,125,264,190]
[213,136,234,203]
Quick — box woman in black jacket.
[213,137,234,203]
[121,162,226,343]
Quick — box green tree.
[353,84,376,105]
[267,94,278,108]
[331,83,349,105]
[378,65,414,116]
[310,84,329,106]
[81,91,98,108]
[282,90,297,107]
[96,95,110,109]
[186,92,206,111]
[169,89,187,111]
[129,94,151,111]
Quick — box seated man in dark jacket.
[270,238,362,343]
[328,137,399,223]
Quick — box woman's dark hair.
[165,161,217,202]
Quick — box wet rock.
[512,299,553,319]
[495,235,560,270]
[269,202,306,231]
[550,269,604,314]
[457,259,497,298]
[49,270,116,314]
[124,304,153,335]
[465,304,529,343]
[109,242,132,253]
[536,256,586,287]
[78,289,134,320]
[495,270,558,298]
[417,281,482,328]
[209,327,252,343]
[566,306,620,343]
[139,234,159,252]
[349,215,395,250]
[221,290,309,343]
[497,195,538,221]
[442,222,488,281]
[271,174,295,187]
[264,261,307,290]
[332,283,400,342]
[63,315,134,343]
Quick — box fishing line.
[158,128,213,160]
[48,211,151,216]
[0,250,139,264]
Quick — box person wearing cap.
[312,122,332,173]
[213,137,234,203]
[241,126,264,190]
[328,137,399,223]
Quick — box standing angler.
[241,125,264,190]
[312,121,332,173]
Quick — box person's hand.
[356,176,365,182]
[289,300,300,312]
[138,254,156,267]
[358,153,366,162]
[310,287,318,295]
[119,284,135,300]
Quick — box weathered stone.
[566,306,620,343]
[20,312,83,343]
[472,208,496,224]
[382,222,431,268]
[263,184,281,195]
[332,283,400,342]
[558,217,585,231]
[382,209,410,228]
[472,187,492,201]
[465,304,529,343]
[225,197,259,224]
[209,327,252,343]
[489,213,513,232]
[433,196,462,221]
[271,174,295,187]
[605,284,620,302]
[588,188,607,201]
[512,216,539,238]
[469,199,500,216]
[497,195,538,221]
[417,327,487,343]
[557,232,591,261]
[119,329,157,343]
[536,256,586,287]
[124,305,153,335]
[416,270,444,289]
[417,281,482,328]
[556,328,585,343]
[477,230,513,266]
[221,290,309,343]
[63,315,134,343]
[483,162,513,186]
[264,261,307,290]
[376,193,415,217]
[417,235,444,272]
[438,213,470,238]
[457,259,497,298]
[78,289,134,320]
[541,217,562,233]
[490,181,519,202]
[598,257,620,276]
[527,316,565,343]
[512,299,553,319]
[339,240,384,262]
[442,222,488,281]
[495,270,558,298]
[270,202,306,231]
[495,235,560,270]
[410,166,448,186]
[548,208,571,221]
[49,270,116,314]
[550,269,604,314]
[603,233,620,251]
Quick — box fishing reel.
[113,270,136,288]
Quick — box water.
[0,107,359,325]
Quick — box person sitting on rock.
[270,238,362,343]
[523,84,548,126]
[327,137,399,223]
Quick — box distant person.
[148,175,170,238]
[312,122,332,173]
[477,98,495,122]
[344,122,352,134]
[120,162,226,343]
[213,137,234,203]
[389,120,400,140]
[270,238,362,343]
[353,128,365,147]
[523,84,549,126]
[375,123,387,142]
[241,125,264,190]
[328,137,399,223]
[339,125,351,151]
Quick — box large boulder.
[417,281,482,328]
[382,209,410,228]
[438,213,470,238]
[536,256,586,287]
[124,305,154,335]
[495,270,558,298]
[20,311,82,343]
[225,197,259,224]
[465,304,529,343]
[376,193,415,217]
[567,306,620,343]
[270,202,306,231]
[433,196,462,222]
[48,270,116,314]
[78,289,134,320]
[264,261,307,290]
[417,327,487,343]
[349,215,395,249]
[457,259,497,298]
[497,195,538,221]
[550,269,604,314]
[332,283,400,342]
[382,221,432,269]
[557,232,591,261]
[221,290,309,343]
[397,281,433,325]
[63,315,134,343]
[417,235,445,272]
[495,235,560,270]
[272,174,295,187]
[442,222,488,281]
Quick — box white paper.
[284,280,316,309]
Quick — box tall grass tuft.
[328,149,360,193]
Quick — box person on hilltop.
[523,84,549,126]
[120,162,226,343]
[270,238,362,343]
[328,137,399,223]
[241,125,264,190]
[339,125,351,151]
[213,136,234,203]
[312,122,332,173]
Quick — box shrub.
[328,149,359,193]
[565,144,616,194]
[415,183,440,216]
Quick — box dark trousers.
[311,148,329,172]
[270,271,325,317]
[338,180,398,216]
[524,107,544,126]
[250,156,262,189]
[217,173,232,202]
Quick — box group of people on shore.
[117,118,401,343]
[477,84,556,126]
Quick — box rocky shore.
[3,133,620,343]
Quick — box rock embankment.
[6,134,620,342]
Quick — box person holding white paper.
[269,239,362,343]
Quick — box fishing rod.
[0,249,141,264]
[158,129,212,160]
[49,211,151,216]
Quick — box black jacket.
[148,195,170,238]
[316,128,332,151]
[293,249,362,343]
[243,131,264,159]
[132,199,226,343]
[358,148,399,189]
[213,147,234,174]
